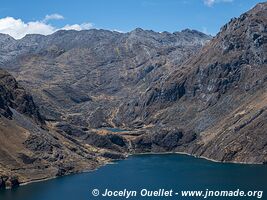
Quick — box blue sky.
[0,0,264,39]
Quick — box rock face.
[0,69,122,189]
[0,70,43,123]
[0,1,266,188]
[0,28,210,125]
[120,2,267,163]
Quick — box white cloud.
[203,0,233,7]
[0,17,55,39]
[44,13,64,22]
[62,23,93,31]
[204,0,215,6]
[0,16,93,39]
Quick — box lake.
[0,154,266,200]
[99,127,129,132]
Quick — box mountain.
[120,2,267,163]
[0,28,210,188]
[0,2,266,188]
[0,28,210,127]
[0,69,128,189]
[0,69,103,188]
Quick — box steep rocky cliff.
[0,69,43,123]
[120,2,267,163]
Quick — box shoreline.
[19,161,117,187]
[129,151,264,165]
[17,151,263,188]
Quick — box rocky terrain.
[0,69,105,189]
[0,69,129,189]
[0,2,266,188]
[121,2,267,163]
[0,26,210,189]
[0,27,210,126]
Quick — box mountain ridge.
[121,2,267,163]
[0,2,266,188]
[0,27,210,41]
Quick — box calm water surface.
[0,154,266,200]
[99,128,129,132]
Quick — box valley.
[0,2,266,188]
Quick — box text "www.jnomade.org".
[91,188,263,199]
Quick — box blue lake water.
[0,154,266,200]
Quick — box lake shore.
[17,151,263,189]
[129,151,264,165]
[2,152,267,200]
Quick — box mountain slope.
[0,69,118,189]
[0,2,266,188]
[0,28,210,128]
[122,2,267,163]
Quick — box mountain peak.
[132,27,145,32]
[252,2,267,12]
[180,28,211,37]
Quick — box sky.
[0,0,264,39]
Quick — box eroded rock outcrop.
[119,2,267,163]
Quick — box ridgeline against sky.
[0,0,264,38]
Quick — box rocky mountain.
[119,2,267,163]
[0,26,210,189]
[0,2,266,188]
[0,28,210,126]
[0,69,43,123]
[0,69,128,189]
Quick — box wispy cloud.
[201,26,215,36]
[202,27,209,34]
[203,0,233,7]
[0,14,93,39]
[43,13,64,22]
